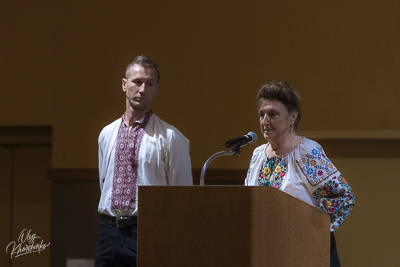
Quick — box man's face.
[122,64,158,111]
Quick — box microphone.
[225,132,258,148]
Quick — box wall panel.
[0,147,13,267]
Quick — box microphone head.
[246,132,258,143]
[225,132,258,148]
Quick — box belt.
[100,214,137,228]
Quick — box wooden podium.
[138,186,330,267]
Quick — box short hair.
[125,55,160,83]
[257,81,301,131]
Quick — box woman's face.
[258,99,297,141]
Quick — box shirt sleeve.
[296,145,355,231]
[165,128,193,186]
[245,144,266,186]
[98,129,105,191]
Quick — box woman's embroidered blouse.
[245,138,355,231]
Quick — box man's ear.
[122,78,127,92]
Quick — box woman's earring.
[289,125,293,133]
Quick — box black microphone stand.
[199,146,241,186]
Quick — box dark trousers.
[331,232,341,267]
[96,220,137,267]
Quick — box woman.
[245,81,355,267]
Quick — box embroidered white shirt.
[245,138,355,231]
[98,113,193,217]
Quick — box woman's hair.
[257,81,301,131]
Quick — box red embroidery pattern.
[111,112,152,210]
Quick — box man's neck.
[125,111,148,127]
[124,98,151,125]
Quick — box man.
[96,55,193,266]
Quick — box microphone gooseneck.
[200,131,258,186]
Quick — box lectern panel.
[138,186,330,267]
